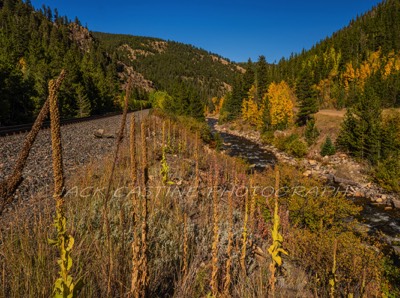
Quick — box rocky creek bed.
[207,118,400,254]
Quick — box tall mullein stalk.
[172,124,176,149]
[139,121,149,297]
[240,180,250,275]
[361,267,366,297]
[130,113,141,298]
[130,113,137,186]
[223,191,234,296]
[182,212,188,278]
[183,128,187,156]
[153,117,157,153]
[329,239,338,298]
[0,71,65,214]
[162,121,166,148]
[268,168,288,297]
[103,81,132,296]
[194,132,200,191]
[48,70,82,297]
[249,177,256,232]
[167,119,171,148]
[210,159,220,297]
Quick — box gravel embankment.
[0,110,148,214]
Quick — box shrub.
[320,136,336,156]
[260,130,275,144]
[286,136,308,157]
[374,155,400,192]
[274,134,308,158]
[304,117,319,146]
[218,110,230,124]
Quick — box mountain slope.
[93,32,242,101]
[265,0,400,109]
[0,0,120,125]
[0,0,240,125]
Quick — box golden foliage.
[211,96,224,115]
[343,49,400,91]
[265,81,295,128]
[241,85,264,129]
[315,78,336,108]
[383,51,400,78]
[343,62,356,91]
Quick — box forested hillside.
[0,0,120,125]
[93,32,241,106]
[264,0,400,109]
[219,0,400,192]
[0,0,240,125]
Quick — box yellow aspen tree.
[343,62,356,91]
[212,96,225,115]
[265,81,294,129]
[241,85,264,129]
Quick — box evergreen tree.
[304,117,320,145]
[256,55,268,101]
[336,84,382,164]
[320,136,336,156]
[75,83,91,118]
[296,67,318,126]
[242,58,255,94]
[220,74,244,121]
[0,0,119,124]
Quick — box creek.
[207,118,400,248]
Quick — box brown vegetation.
[0,105,392,297]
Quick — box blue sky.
[31,0,382,63]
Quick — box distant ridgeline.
[92,32,240,104]
[0,0,240,125]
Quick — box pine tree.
[243,58,255,94]
[304,117,320,145]
[188,89,204,120]
[336,84,382,164]
[296,67,318,126]
[220,74,244,121]
[256,55,268,101]
[75,83,91,118]
[320,136,336,156]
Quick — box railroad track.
[0,111,143,137]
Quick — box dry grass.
[0,109,389,297]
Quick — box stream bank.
[207,117,400,252]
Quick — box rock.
[393,246,400,257]
[319,175,328,182]
[363,182,372,188]
[273,130,287,138]
[339,153,347,159]
[392,198,400,209]
[375,198,383,203]
[94,129,114,138]
[94,129,105,137]
[384,206,393,211]
[308,159,317,166]
[381,194,387,200]
[354,191,364,198]
[303,170,312,177]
